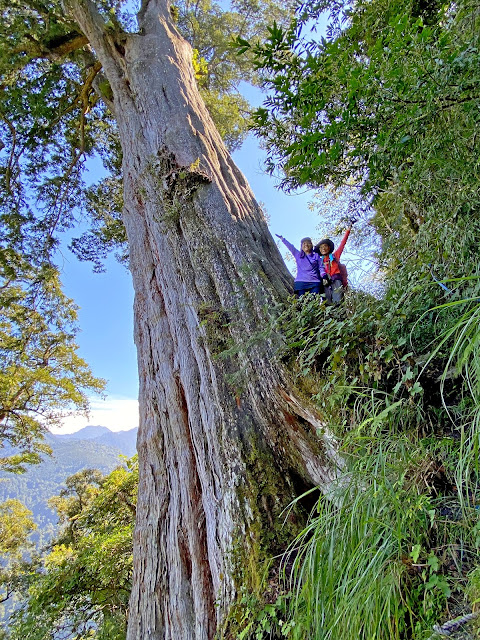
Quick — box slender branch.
[79,60,103,106]
[117,490,137,515]
[391,93,477,108]
[76,49,115,112]
[0,112,25,215]
[47,59,102,130]
[45,151,84,245]
[387,94,478,140]
[0,276,15,293]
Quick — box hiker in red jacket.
[314,219,356,304]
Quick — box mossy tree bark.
[64,1,341,637]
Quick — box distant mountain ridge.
[52,425,138,457]
[55,425,113,439]
[0,426,138,543]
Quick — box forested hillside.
[0,428,137,542]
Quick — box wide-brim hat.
[315,238,334,253]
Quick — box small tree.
[0,251,105,472]
[0,499,36,560]
[0,499,36,631]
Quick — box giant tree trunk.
[66,1,341,637]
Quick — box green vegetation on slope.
[227,0,480,637]
[263,291,480,640]
[2,459,138,640]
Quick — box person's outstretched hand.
[275,233,283,239]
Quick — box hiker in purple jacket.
[276,234,326,297]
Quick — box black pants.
[294,281,323,297]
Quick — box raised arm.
[335,219,356,259]
[276,234,299,258]
[317,256,327,278]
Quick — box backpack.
[337,261,349,289]
[329,253,348,288]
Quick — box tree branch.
[117,490,137,515]
[62,0,108,45]
[0,112,19,196]
[39,59,103,243]
[44,32,90,59]
[138,0,172,29]
[12,32,89,62]
[61,0,128,88]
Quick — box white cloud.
[51,397,139,434]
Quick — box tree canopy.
[0,0,297,271]
[244,0,479,201]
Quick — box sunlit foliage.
[7,459,137,640]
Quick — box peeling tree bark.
[63,0,342,637]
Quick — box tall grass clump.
[284,434,448,640]
[421,296,480,512]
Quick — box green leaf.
[427,554,440,572]
[410,544,422,563]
